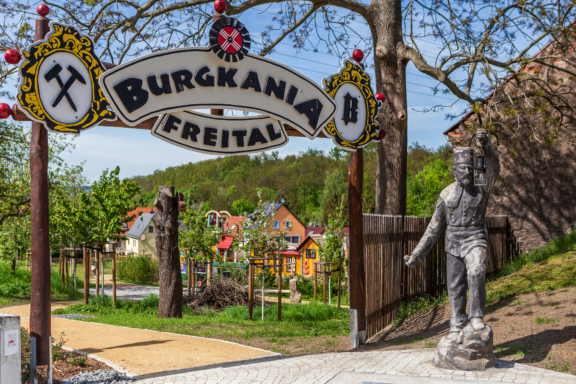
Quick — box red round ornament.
[214,0,226,14]
[375,93,385,102]
[4,49,21,65]
[379,129,387,140]
[0,103,11,119]
[352,49,364,62]
[37,4,50,16]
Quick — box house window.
[284,236,300,244]
[148,225,154,233]
[286,257,294,272]
[306,249,316,259]
[133,239,136,246]
[273,221,279,229]
[284,220,292,230]
[117,241,122,249]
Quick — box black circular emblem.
[209,17,251,62]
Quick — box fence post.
[314,264,317,301]
[323,264,327,304]
[278,258,282,321]
[248,263,254,320]
[112,244,117,306]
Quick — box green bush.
[53,294,160,316]
[0,261,80,298]
[117,256,158,285]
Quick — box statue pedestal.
[433,324,496,371]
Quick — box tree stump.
[153,186,183,318]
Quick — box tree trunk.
[371,0,408,216]
[153,186,183,318]
[11,257,16,273]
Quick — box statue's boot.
[470,317,485,331]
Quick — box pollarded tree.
[2,0,576,214]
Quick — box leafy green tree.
[79,167,141,245]
[231,199,255,216]
[318,205,347,307]
[406,159,453,217]
[178,203,219,263]
[0,216,31,273]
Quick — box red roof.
[126,208,154,229]
[305,227,325,237]
[216,235,234,249]
[282,251,301,256]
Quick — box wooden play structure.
[247,257,283,321]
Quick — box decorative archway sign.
[1,3,389,363]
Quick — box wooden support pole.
[65,253,69,288]
[187,259,192,297]
[207,262,212,287]
[248,264,254,320]
[278,258,282,321]
[314,264,317,301]
[191,260,196,296]
[323,264,327,304]
[29,14,51,365]
[84,247,89,304]
[348,148,366,345]
[112,244,117,306]
[337,269,342,308]
[95,249,100,298]
[60,251,64,286]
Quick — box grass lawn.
[0,262,85,309]
[53,295,351,355]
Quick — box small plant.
[425,341,437,348]
[535,317,555,325]
[69,356,87,367]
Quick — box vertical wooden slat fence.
[363,214,520,339]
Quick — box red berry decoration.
[379,129,387,140]
[37,4,50,16]
[352,49,364,62]
[4,49,21,65]
[0,103,11,119]
[214,0,226,14]
[375,93,385,103]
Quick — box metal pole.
[329,273,331,306]
[261,269,265,321]
[47,336,53,384]
[30,12,51,366]
[30,337,37,384]
[73,251,77,291]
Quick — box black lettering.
[342,92,359,125]
[195,66,215,87]
[285,85,298,105]
[233,130,247,147]
[112,78,149,113]
[204,127,218,146]
[248,128,268,146]
[266,124,282,141]
[163,114,181,133]
[171,70,195,93]
[147,74,172,96]
[218,67,238,87]
[181,122,201,142]
[264,77,286,100]
[222,130,229,148]
[241,71,261,92]
[294,99,323,129]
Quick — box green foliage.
[231,199,255,216]
[117,256,159,285]
[406,159,453,216]
[179,203,219,263]
[79,167,141,244]
[53,294,160,316]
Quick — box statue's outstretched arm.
[477,130,500,191]
[405,200,447,267]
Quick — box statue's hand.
[404,254,419,267]
[476,129,489,147]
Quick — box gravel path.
[82,286,160,301]
[62,369,134,384]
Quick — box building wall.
[300,240,320,276]
[274,205,306,244]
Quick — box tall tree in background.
[179,203,219,263]
[0,216,31,273]
[2,0,575,214]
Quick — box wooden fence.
[363,214,521,339]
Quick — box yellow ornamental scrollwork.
[17,22,116,134]
[322,60,381,150]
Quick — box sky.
[3,3,471,182]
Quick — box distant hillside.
[133,143,453,225]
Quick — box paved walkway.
[85,285,160,301]
[0,303,277,376]
[136,349,576,384]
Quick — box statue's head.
[453,147,474,188]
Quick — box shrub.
[117,256,158,285]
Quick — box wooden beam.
[11,103,328,138]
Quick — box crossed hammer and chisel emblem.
[44,64,86,112]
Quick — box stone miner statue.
[404,129,500,370]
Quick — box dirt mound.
[184,279,260,312]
